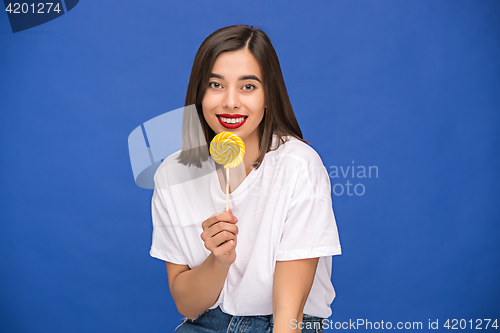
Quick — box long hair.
[177,25,307,168]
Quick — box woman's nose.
[222,88,240,109]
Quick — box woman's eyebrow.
[210,73,261,83]
[239,75,261,83]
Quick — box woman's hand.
[200,209,238,265]
[168,209,239,320]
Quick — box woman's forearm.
[171,253,230,320]
[273,310,304,332]
[272,258,319,332]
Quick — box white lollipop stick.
[226,167,230,212]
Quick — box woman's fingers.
[214,239,236,257]
[200,221,238,242]
[202,211,238,230]
[204,229,237,251]
[200,210,238,264]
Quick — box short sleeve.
[276,157,342,261]
[150,175,189,265]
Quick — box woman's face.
[202,49,266,145]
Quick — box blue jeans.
[174,306,325,332]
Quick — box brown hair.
[177,24,308,168]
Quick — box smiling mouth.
[216,115,248,124]
[216,115,248,129]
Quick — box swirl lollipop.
[210,132,245,211]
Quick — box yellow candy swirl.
[210,131,246,168]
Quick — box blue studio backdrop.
[1,1,499,332]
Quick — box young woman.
[150,25,341,333]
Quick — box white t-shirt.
[150,135,342,318]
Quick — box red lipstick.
[216,114,248,129]
[217,114,246,118]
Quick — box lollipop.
[210,132,245,211]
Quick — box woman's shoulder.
[271,135,331,196]
[153,149,213,189]
[272,135,325,167]
[155,150,181,174]
[152,150,180,188]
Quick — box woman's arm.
[272,258,319,333]
[166,253,231,320]
[166,210,238,320]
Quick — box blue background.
[1,1,499,332]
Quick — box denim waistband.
[176,306,326,333]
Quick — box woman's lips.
[216,115,248,129]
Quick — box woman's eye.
[243,84,256,91]
[209,82,222,89]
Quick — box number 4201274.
[444,319,498,330]
[5,3,62,14]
